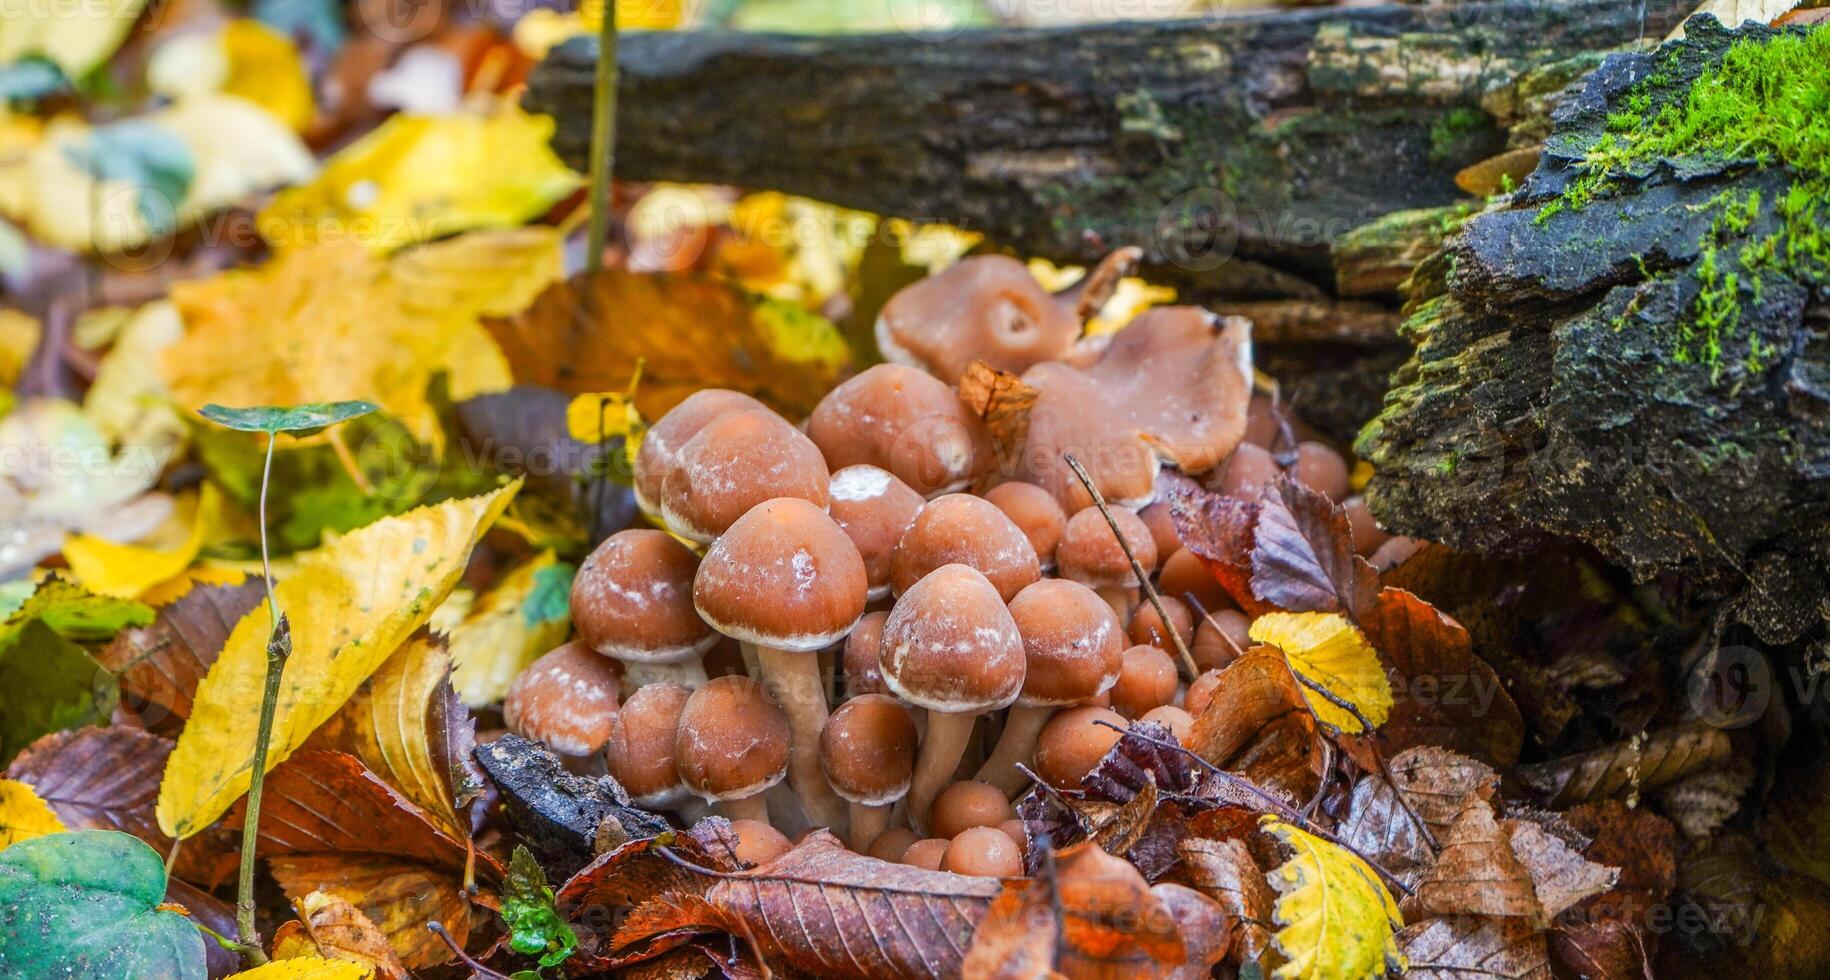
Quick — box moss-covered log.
[1359,18,1830,643]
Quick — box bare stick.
[234,433,289,966]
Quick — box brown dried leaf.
[1655,758,1753,841]
[1417,796,1617,928]
[1338,746,1497,882]
[1165,483,1269,617]
[95,577,264,735]
[1516,723,1735,808]
[239,749,480,874]
[1175,837,1274,966]
[1400,916,1552,979]
[610,830,1001,978]
[270,854,475,971]
[1183,648,1322,803]
[1249,478,1377,620]
[958,359,1038,481]
[1359,588,1523,766]
[1506,819,1618,925]
[281,882,414,978]
[1547,801,1679,977]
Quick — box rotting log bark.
[475,734,672,877]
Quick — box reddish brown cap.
[1193,610,1250,672]
[660,410,829,542]
[675,676,791,802]
[889,493,1039,601]
[726,818,792,867]
[503,640,621,756]
[1293,441,1351,501]
[929,780,1014,840]
[1110,644,1178,718]
[941,826,1023,877]
[843,610,889,696]
[1137,501,1182,562]
[1006,578,1124,706]
[1017,361,1159,512]
[1159,548,1231,616]
[1184,670,1224,718]
[827,465,925,601]
[570,529,713,663]
[1056,505,1158,589]
[807,364,991,497]
[634,389,769,515]
[604,681,691,806]
[879,563,1025,712]
[874,255,1080,384]
[1216,443,1280,499]
[820,693,919,805]
[982,481,1068,569]
[1129,596,1194,651]
[901,838,949,870]
[1034,705,1126,789]
[1140,705,1194,742]
[1343,496,1391,555]
[868,827,921,862]
[694,498,869,652]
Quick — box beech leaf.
[1399,916,1553,979]
[1515,722,1735,808]
[1261,818,1405,980]
[1248,611,1394,734]
[1249,479,1376,619]
[446,550,572,707]
[96,576,265,735]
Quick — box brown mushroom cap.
[1217,443,1280,499]
[694,497,869,652]
[1292,441,1350,501]
[1159,548,1231,615]
[874,254,1080,384]
[604,681,691,805]
[996,818,1029,858]
[726,818,792,866]
[879,563,1025,712]
[634,389,770,515]
[807,364,991,497]
[941,826,1023,877]
[868,827,921,862]
[1056,505,1158,589]
[1137,501,1182,562]
[928,780,1015,840]
[900,838,949,870]
[660,410,829,542]
[982,481,1068,569]
[1034,705,1126,789]
[1141,705,1195,742]
[826,465,925,601]
[1343,495,1391,555]
[1005,578,1125,706]
[889,493,1040,601]
[503,641,621,756]
[1129,596,1194,652]
[1193,610,1251,672]
[1018,361,1159,512]
[1184,669,1224,718]
[819,693,919,805]
[674,676,791,802]
[1110,644,1178,718]
[843,610,889,696]
[570,529,714,663]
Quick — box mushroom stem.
[1096,586,1134,624]
[622,658,708,690]
[720,793,769,824]
[739,641,762,679]
[974,703,1055,796]
[908,710,977,835]
[849,802,892,853]
[755,645,849,828]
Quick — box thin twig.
[233,432,288,967]
[428,921,514,980]
[1371,740,1439,853]
[1061,453,1199,682]
[584,0,620,275]
[1182,592,1246,661]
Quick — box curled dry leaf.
[1356,588,1523,766]
[1399,916,1552,980]
[1416,795,1617,928]
[277,887,411,979]
[238,749,479,874]
[271,855,475,972]
[1183,648,1323,804]
[1337,746,1498,884]
[1516,722,1736,808]
[957,359,1038,482]
[1654,756,1753,841]
[95,576,264,736]
[1175,836,1275,966]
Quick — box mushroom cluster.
[501,254,1405,872]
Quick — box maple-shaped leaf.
[1250,479,1377,619]
[1400,916,1552,979]
[1249,611,1394,735]
[96,576,264,736]
[157,482,519,839]
[1516,722,1735,808]
[1337,746,1498,883]
[1261,818,1405,980]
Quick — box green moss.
[1429,107,1492,163]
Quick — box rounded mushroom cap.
[1006,578,1124,706]
[1110,645,1179,718]
[1017,361,1159,512]
[843,611,889,696]
[942,826,1023,877]
[660,410,829,542]
[827,465,925,601]
[1141,705,1195,742]
[868,827,921,862]
[879,564,1026,713]
[1343,495,1390,556]
[604,681,691,805]
[726,818,792,867]
[982,481,1068,568]
[807,364,991,497]
[1130,596,1194,651]
[1159,548,1231,616]
[820,693,919,805]
[694,497,869,652]
[1185,669,1224,718]
[570,529,714,663]
[1137,501,1182,562]
[1034,705,1126,789]
[1292,441,1350,501]
[674,676,791,802]
[874,254,1079,384]
[1217,442,1280,499]
[634,389,770,515]
[1193,610,1251,672]
[929,780,1015,840]
[889,493,1040,601]
[1056,505,1158,589]
[900,838,949,870]
[503,641,621,756]
[996,818,1029,858]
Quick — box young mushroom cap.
[634,389,770,516]
[1110,644,1179,718]
[694,497,869,652]
[660,409,830,543]
[726,818,792,866]
[1034,705,1127,789]
[1159,548,1232,615]
[901,838,950,870]
[1130,596,1195,651]
[604,681,691,806]
[571,529,714,663]
[843,610,890,696]
[1056,505,1158,590]
[826,465,926,601]
[1137,501,1182,562]
[889,493,1040,602]
[982,481,1068,569]
[674,676,791,803]
[929,780,1016,840]
[820,693,919,805]
[879,563,1026,712]
[868,827,921,862]
[941,826,1023,877]
[1193,610,1251,672]
[874,254,1081,384]
[807,364,991,497]
[1141,705,1195,742]
[503,640,622,756]
[1005,578,1125,706]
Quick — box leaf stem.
[428,922,515,979]
[584,0,619,275]
[234,432,288,966]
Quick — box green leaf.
[502,845,577,969]
[61,120,194,236]
[0,56,69,107]
[0,619,116,765]
[197,400,379,434]
[523,562,575,628]
[7,576,154,644]
[0,830,207,979]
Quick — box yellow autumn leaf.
[447,550,571,706]
[0,0,148,76]
[1249,611,1394,734]
[0,778,66,850]
[156,482,520,839]
[1261,818,1405,980]
[0,308,38,389]
[227,957,372,980]
[148,21,315,132]
[564,361,648,470]
[62,485,214,599]
[259,103,579,253]
[82,300,185,452]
